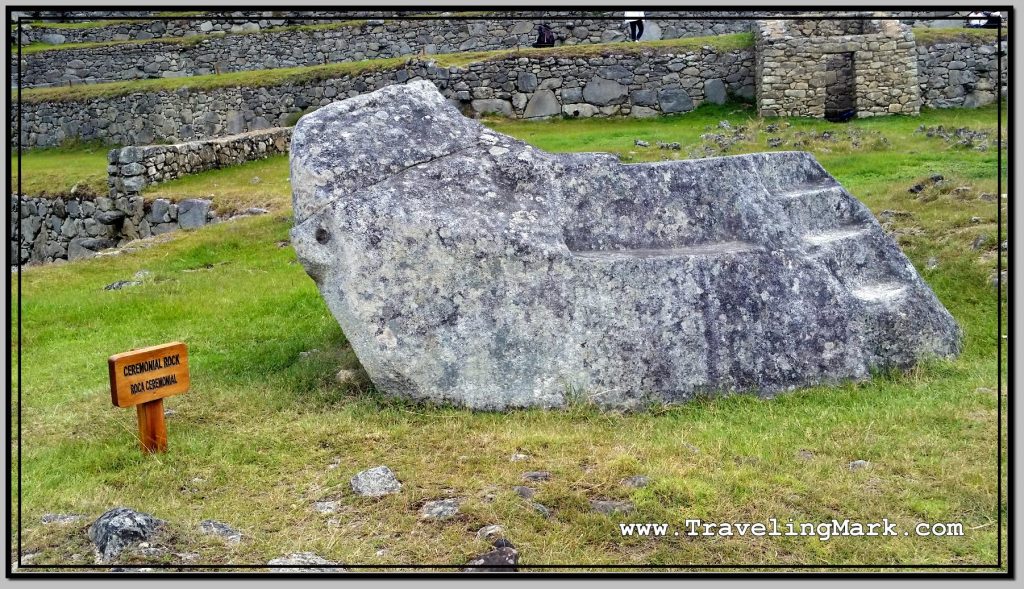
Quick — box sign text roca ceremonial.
[108,342,189,453]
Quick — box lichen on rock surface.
[290,80,961,410]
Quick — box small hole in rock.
[315,227,331,244]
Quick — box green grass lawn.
[11,142,111,198]
[11,105,1007,570]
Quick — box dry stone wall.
[107,127,291,197]
[755,19,921,118]
[17,48,755,147]
[13,17,753,87]
[11,127,292,265]
[10,194,215,265]
[916,38,1007,108]
[12,10,979,46]
[14,13,751,47]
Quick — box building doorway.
[824,52,856,121]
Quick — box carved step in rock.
[290,81,961,411]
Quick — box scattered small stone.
[476,524,505,542]
[111,567,155,572]
[135,541,165,558]
[88,507,165,563]
[796,449,815,461]
[925,257,939,271]
[350,465,402,497]
[509,452,530,462]
[198,519,242,544]
[236,207,269,216]
[1001,240,1008,251]
[633,139,649,147]
[930,174,944,183]
[908,183,925,194]
[276,240,291,247]
[657,141,681,150]
[767,137,784,148]
[267,552,346,572]
[529,502,552,518]
[104,280,141,291]
[326,518,341,527]
[621,475,650,488]
[979,192,997,202]
[590,500,635,515]
[990,270,1007,288]
[164,408,176,417]
[849,460,870,471]
[513,486,535,499]
[464,540,518,572]
[375,548,387,556]
[915,125,992,150]
[335,369,360,385]
[10,551,39,571]
[682,442,701,454]
[327,457,342,470]
[298,349,319,359]
[971,235,991,250]
[313,501,340,514]
[133,269,151,280]
[250,176,262,185]
[975,387,997,395]
[970,216,983,224]
[41,513,84,525]
[419,498,460,520]
[954,186,973,196]
[718,120,732,129]
[522,471,550,482]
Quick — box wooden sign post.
[108,342,190,453]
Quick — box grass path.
[10,105,1007,569]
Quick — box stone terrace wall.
[17,47,755,147]
[15,12,755,46]
[107,127,291,197]
[12,10,977,45]
[13,17,754,87]
[11,194,214,264]
[916,37,1007,108]
[755,19,920,118]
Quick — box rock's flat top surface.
[291,80,961,410]
[350,465,402,497]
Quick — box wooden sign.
[108,342,189,453]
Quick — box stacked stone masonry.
[11,10,978,46]
[107,127,291,197]
[916,39,1006,108]
[11,194,215,265]
[13,17,754,87]
[755,19,922,118]
[16,29,1007,148]
[17,48,756,147]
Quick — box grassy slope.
[11,142,111,198]
[11,105,1007,569]
[18,34,753,104]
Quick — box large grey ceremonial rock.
[290,81,960,410]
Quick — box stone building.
[755,18,921,119]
